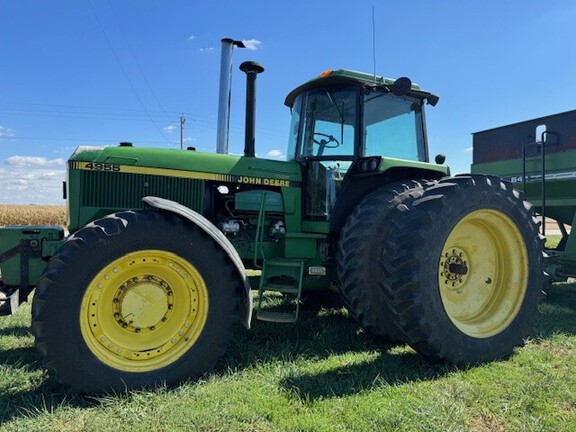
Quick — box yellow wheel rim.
[438,209,528,338]
[80,250,208,372]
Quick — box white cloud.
[0,164,65,204]
[38,171,63,180]
[464,146,473,153]
[242,39,262,51]
[163,124,177,133]
[187,35,197,41]
[0,125,16,137]
[199,47,215,53]
[266,149,285,160]
[6,156,65,167]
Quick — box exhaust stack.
[216,38,245,154]
[239,61,264,158]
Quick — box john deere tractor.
[0,39,544,394]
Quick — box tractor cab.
[284,69,440,220]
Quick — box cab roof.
[284,69,438,108]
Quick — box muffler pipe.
[216,38,245,154]
[239,61,264,158]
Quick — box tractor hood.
[68,146,302,185]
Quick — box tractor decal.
[69,160,300,187]
[504,169,576,184]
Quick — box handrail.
[253,191,267,269]
[522,131,558,237]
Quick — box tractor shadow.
[0,328,91,424]
[533,281,576,337]
[222,298,458,401]
[0,378,91,425]
[278,351,448,401]
[224,282,576,401]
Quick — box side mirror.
[391,77,412,96]
[427,94,440,106]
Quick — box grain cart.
[471,109,576,279]
[0,40,544,394]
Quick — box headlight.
[368,158,379,171]
[355,157,381,174]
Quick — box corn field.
[0,205,67,227]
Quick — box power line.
[0,110,287,140]
[106,0,169,114]
[0,135,175,145]
[0,100,287,137]
[86,0,173,144]
[0,100,183,115]
[0,120,287,145]
[0,109,177,122]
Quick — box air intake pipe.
[239,61,264,158]
[216,38,245,154]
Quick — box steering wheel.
[313,132,340,148]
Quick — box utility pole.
[180,114,186,149]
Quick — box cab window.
[363,91,426,161]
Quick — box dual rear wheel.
[337,175,544,363]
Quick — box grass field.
[0,284,575,432]
[0,209,575,431]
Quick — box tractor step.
[261,283,299,295]
[257,258,305,323]
[256,310,298,323]
[263,258,306,268]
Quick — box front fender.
[142,196,253,329]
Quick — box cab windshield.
[287,86,426,162]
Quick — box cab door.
[290,87,359,223]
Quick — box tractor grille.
[80,170,205,212]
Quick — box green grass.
[545,234,562,249]
[1,284,576,432]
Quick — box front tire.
[32,210,241,394]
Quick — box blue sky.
[1,0,575,204]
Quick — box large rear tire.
[381,175,545,363]
[32,210,241,394]
[336,181,424,342]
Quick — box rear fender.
[330,167,445,232]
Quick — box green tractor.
[0,39,544,394]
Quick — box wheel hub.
[440,247,469,290]
[114,275,174,332]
